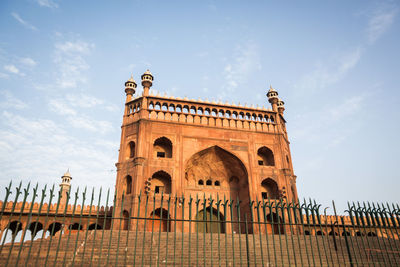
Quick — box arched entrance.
[185,146,251,233]
[147,208,170,232]
[195,207,225,233]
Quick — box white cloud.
[11,12,38,31]
[329,95,364,121]
[0,91,28,110]
[4,64,19,74]
[67,116,113,134]
[0,111,117,189]
[20,57,37,67]
[220,41,261,99]
[48,98,77,116]
[367,8,398,44]
[0,73,10,79]
[36,0,58,8]
[54,40,95,88]
[66,93,103,108]
[295,47,362,93]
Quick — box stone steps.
[1,230,398,266]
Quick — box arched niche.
[147,208,171,232]
[153,137,173,158]
[195,207,225,233]
[125,141,135,159]
[124,175,132,195]
[151,170,172,194]
[185,146,251,233]
[257,146,275,166]
[261,178,279,199]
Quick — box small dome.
[267,85,278,98]
[277,98,285,107]
[128,75,135,83]
[144,69,152,75]
[63,169,72,178]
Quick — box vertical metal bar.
[132,191,142,267]
[209,195,214,267]
[267,197,278,266]
[140,194,149,266]
[157,192,165,267]
[291,201,304,267]
[355,202,377,267]
[5,182,31,267]
[0,181,23,252]
[61,187,80,267]
[345,204,364,266]
[244,213,250,267]
[261,197,271,265]
[188,195,193,267]
[53,187,71,267]
[79,188,95,267]
[25,184,47,267]
[96,188,110,266]
[124,194,134,266]
[165,194,172,265]
[341,216,354,266]
[45,186,63,267]
[255,199,265,267]
[105,190,117,266]
[174,195,178,267]
[308,199,322,266]
[33,184,55,266]
[0,181,13,224]
[281,200,292,267]
[195,195,200,267]
[180,195,185,267]
[88,187,103,267]
[71,187,87,267]
[286,202,298,267]
[236,197,243,267]
[223,196,228,267]
[201,194,206,267]
[249,200,257,267]
[15,183,39,266]
[376,203,398,265]
[115,191,125,267]
[299,200,313,266]
[149,193,157,267]
[216,195,222,267]
[229,199,235,267]
[366,202,387,266]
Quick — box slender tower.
[59,170,72,205]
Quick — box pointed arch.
[195,207,225,233]
[261,178,279,199]
[257,146,275,166]
[150,170,172,194]
[153,136,173,158]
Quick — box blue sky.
[0,0,399,212]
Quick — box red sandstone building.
[114,70,298,232]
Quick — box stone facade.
[114,71,298,232]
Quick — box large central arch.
[185,146,251,233]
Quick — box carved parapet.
[124,95,281,133]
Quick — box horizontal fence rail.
[0,182,399,266]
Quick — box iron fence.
[0,182,399,266]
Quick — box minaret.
[277,98,285,115]
[125,75,137,103]
[267,85,279,112]
[141,69,153,96]
[59,170,72,206]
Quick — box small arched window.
[124,175,132,195]
[214,181,220,186]
[198,180,204,185]
[129,141,135,158]
[154,137,173,158]
[261,178,279,199]
[257,146,275,166]
[206,179,212,186]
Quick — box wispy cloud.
[220,41,261,100]
[367,7,398,44]
[54,40,95,88]
[19,57,37,67]
[0,111,117,188]
[4,64,20,74]
[35,0,58,9]
[295,47,362,93]
[48,94,114,134]
[11,12,38,31]
[0,91,28,110]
